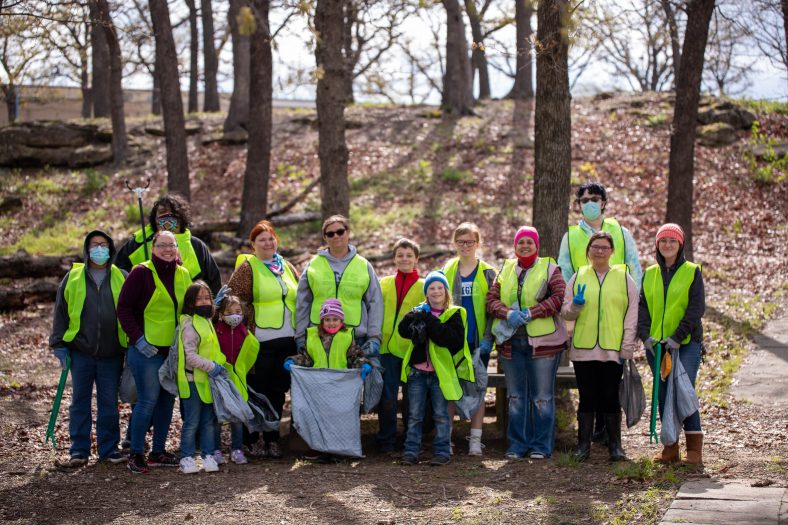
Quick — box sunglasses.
[324,228,347,238]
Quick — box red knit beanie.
[656,223,685,246]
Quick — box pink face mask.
[323,325,342,334]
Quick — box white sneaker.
[202,454,219,473]
[467,435,484,456]
[213,450,225,465]
[179,456,199,474]
[231,449,248,465]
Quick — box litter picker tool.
[45,353,71,449]
[649,342,663,444]
[125,178,151,260]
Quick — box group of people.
[49,182,706,474]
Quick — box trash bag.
[119,356,137,404]
[362,356,384,414]
[157,347,179,397]
[245,386,280,433]
[618,359,646,428]
[210,372,254,424]
[290,365,363,457]
[454,347,489,420]
[660,349,700,445]
[673,353,700,421]
[492,300,519,345]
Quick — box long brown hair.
[585,231,615,257]
[182,280,213,316]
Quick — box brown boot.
[684,433,703,465]
[654,442,680,463]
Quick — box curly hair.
[148,193,192,232]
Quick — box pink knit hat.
[319,298,344,321]
[514,226,540,249]
[656,223,685,246]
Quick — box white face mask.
[222,314,243,328]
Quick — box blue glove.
[479,339,494,355]
[135,336,158,358]
[53,347,69,369]
[360,363,372,381]
[572,284,586,306]
[208,362,224,378]
[412,303,431,315]
[661,337,680,351]
[283,359,294,372]
[364,340,380,357]
[520,308,533,324]
[507,309,526,329]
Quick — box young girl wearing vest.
[443,222,496,456]
[561,231,638,462]
[398,271,473,466]
[213,294,260,465]
[376,238,424,453]
[637,223,705,465]
[485,227,568,459]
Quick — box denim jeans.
[68,351,123,459]
[180,382,217,459]
[216,422,244,451]
[501,337,561,457]
[646,340,702,432]
[403,369,451,458]
[128,345,175,455]
[376,352,403,449]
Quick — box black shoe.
[266,441,283,459]
[574,412,594,462]
[127,453,149,474]
[604,412,628,462]
[429,455,450,466]
[147,451,179,467]
[102,451,128,464]
[400,454,418,466]
[314,454,335,464]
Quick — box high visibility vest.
[176,314,242,403]
[140,260,191,347]
[305,326,354,369]
[400,305,475,401]
[380,275,425,358]
[443,257,495,346]
[491,258,557,338]
[129,225,202,280]
[229,332,260,400]
[62,263,128,347]
[567,218,626,273]
[643,261,700,345]
[306,254,371,327]
[235,254,298,330]
[572,264,629,352]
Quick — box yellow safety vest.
[306,254,371,327]
[443,257,495,346]
[235,254,298,330]
[229,332,260,400]
[305,326,354,369]
[129,225,202,280]
[62,263,128,347]
[491,258,557,338]
[380,275,425,358]
[567,218,626,273]
[140,260,191,347]
[643,262,700,345]
[572,264,629,352]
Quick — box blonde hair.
[452,222,481,244]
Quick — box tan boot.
[654,442,680,463]
[684,433,703,465]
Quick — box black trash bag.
[619,359,646,428]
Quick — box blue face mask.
[581,201,602,221]
[89,246,110,265]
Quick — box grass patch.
[276,220,323,254]
[82,168,108,194]
[742,121,788,185]
[0,208,109,256]
[733,97,788,116]
[439,167,473,184]
[645,113,668,127]
[554,452,580,468]
[602,487,673,525]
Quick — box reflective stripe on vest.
[491,258,557,338]
[305,326,354,369]
[141,260,191,347]
[62,263,128,347]
[567,218,626,273]
[229,332,259,400]
[400,305,475,401]
[572,264,628,351]
[306,254,370,327]
[129,225,202,280]
[235,254,298,330]
[177,315,242,403]
[443,257,495,346]
[643,262,699,345]
[380,275,425,358]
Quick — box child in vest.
[398,271,471,466]
[213,293,259,465]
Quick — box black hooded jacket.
[49,230,128,358]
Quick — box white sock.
[470,428,482,439]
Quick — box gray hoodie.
[295,245,383,344]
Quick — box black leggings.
[573,360,623,413]
[245,336,294,444]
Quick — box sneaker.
[247,441,268,459]
[213,450,225,465]
[231,449,248,465]
[102,451,128,464]
[62,454,88,468]
[127,453,150,474]
[267,441,283,459]
[467,435,484,456]
[529,452,546,460]
[120,439,131,452]
[302,449,321,461]
[202,454,219,473]
[179,456,199,474]
[147,451,179,467]
[429,455,451,466]
[400,453,418,466]
[504,451,525,460]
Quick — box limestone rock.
[697,122,738,147]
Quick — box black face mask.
[195,305,214,318]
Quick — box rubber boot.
[684,433,703,465]
[574,412,594,462]
[654,442,680,463]
[591,411,608,444]
[604,412,627,462]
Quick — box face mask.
[222,314,243,328]
[89,246,110,265]
[157,215,179,232]
[323,325,341,335]
[195,305,213,318]
[581,201,602,221]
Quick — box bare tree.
[660,0,683,83]
[748,0,788,92]
[703,2,753,96]
[124,0,161,115]
[89,0,110,117]
[511,0,534,99]
[202,0,220,111]
[48,1,92,118]
[441,0,473,115]
[462,0,512,100]
[185,0,199,113]
[94,0,127,163]
[224,0,250,133]
[0,7,49,123]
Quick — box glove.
[507,309,526,329]
[661,337,680,351]
[214,284,232,306]
[53,347,69,369]
[479,339,494,355]
[643,336,658,354]
[135,336,158,358]
[572,284,586,306]
[520,308,533,324]
[360,363,372,381]
[208,362,224,378]
[412,303,431,315]
[363,340,380,357]
[283,359,294,372]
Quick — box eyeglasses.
[154,243,178,249]
[89,242,109,249]
[324,228,346,238]
[589,245,612,252]
[579,196,603,204]
[455,240,477,247]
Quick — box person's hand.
[53,347,69,369]
[360,363,372,381]
[208,362,225,378]
[643,336,659,354]
[520,308,533,324]
[661,337,680,351]
[572,284,586,306]
[507,309,526,329]
[479,339,494,355]
[283,359,294,372]
[135,336,158,358]
[412,303,430,315]
[363,340,380,357]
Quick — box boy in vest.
[50,230,128,467]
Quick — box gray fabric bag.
[157,347,179,397]
[245,386,281,433]
[454,347,488,420]
[660,349,700,445]
[210,372,254,424]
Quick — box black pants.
[244,336,294,445]
[573,360,623,413]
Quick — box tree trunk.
[4,84,18,124]
[149,0,191,199]
[315,0,350,219]
[186,0,199,114]
[224,0,250,132]
[665,0,715,259]
[80,62,92,119]
[464,0,490,100]
[441,0,474,115]
[660,0,682,87]
[89,0,110,118]
[512,0,534,99]
[95,0,127,164]
[782,0,788,93]
[238,0,272,236]
[532,0,571,258]
[151,66,162,115]
[342,1,356,104]
[201,0,220,112]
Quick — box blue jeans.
[376,352,403,449]
[216,422,244,451]
[501,337,561,457]
[68,351,123,459]
[180,382,217,458]
[403,369,451,458]
[646,340,702,432]
[128,345,175,455]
